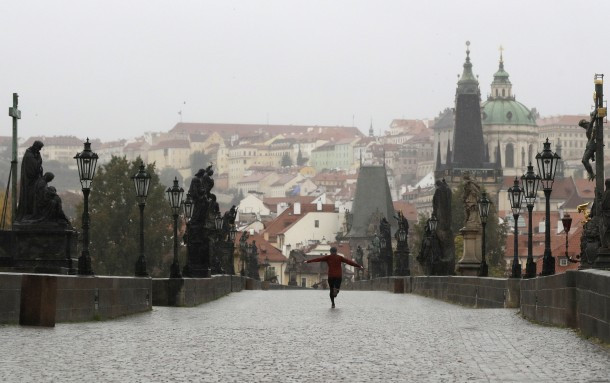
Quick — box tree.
[296,147,307,166]
[281,154,293,167]
[76,156,173,276]
[159,167,183,188]
[451,181,507,276]
[190,150,212,176]
[409,182,507,276]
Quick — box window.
[301,278,306,288]
[315,220,319,228]
[559,258,568,267]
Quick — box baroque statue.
[15,141,71,226]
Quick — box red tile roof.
[21,135,83,147]
[263,202,335,241]
[149,139,190,150]
[393,201,418,222]
[537,115,589,127]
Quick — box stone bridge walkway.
[1,290,608,382]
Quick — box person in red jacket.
[305,247,364,308]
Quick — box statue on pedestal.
[15,140,44,222]
[462,173,481,229]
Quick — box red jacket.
[306,254,361,278]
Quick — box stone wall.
[346,277,411,294]
[411,276,519,309]
[153,275,257,307]
[0,273,22,323]
[521,270,609,343]
[0,273,152,325]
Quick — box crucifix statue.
[8,93,21,225]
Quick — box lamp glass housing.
[74,138,98,190]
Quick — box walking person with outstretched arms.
[305,247,364,308]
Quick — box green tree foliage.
[281,154,293,167]
[296,147,307,166]
[451,181,507,275]
[190,150,212,176]
[409,182,507,276]
[228,188,243,207]
[159,167,183,188]
[76,156,173,276]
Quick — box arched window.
[502,89,505,97]
[505,143,514,168]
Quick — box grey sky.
[2,0,608,142]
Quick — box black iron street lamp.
[508,177,524,278]
[521,163,541,278]
[477,191,491,277]
[166,177,184,278]
[182,192,194,222]
[74,138,98,275]
[536,138,561,276]
[562,213,573,265]
[264,255,270,281]
[429,214,438,233]
[288,256,297,286]
[395,226,410,276]
[132,162,151,277]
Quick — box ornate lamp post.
[228,225,237,275]
[240,232,248,276]
[288,256,297,286]
[429,214,438,233]
[536,138,560,276]
[132,162,151,277]
[562,213,573,265]
[508,177,524,278]
[74,138,98,275]
[264,255,270,281]
[395,227,410,276]
[477,191,490,277]
[182,192,193,221]
[521,163,541,278]
[166,177,184,278]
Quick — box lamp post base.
[524,258,536,278]
[541,251,555,276]
[78,254,94,276]
[477,261,488,277]
[170,260,182,279]
[511,260,522,278]
[135,256,149,277]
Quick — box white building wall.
[282,212,340,251]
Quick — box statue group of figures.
[15,140,70,226]
[417,178,455,275]
[393,210,410,276]
[184,165,237,277]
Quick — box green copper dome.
[481,99,536,126]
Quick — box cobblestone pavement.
[1,290,609,382]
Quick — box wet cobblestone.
[1,290,609,382]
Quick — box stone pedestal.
[0,225,78,275]
[456,227,482,276]
[593,248,610,269]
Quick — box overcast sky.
[2,0,608,142]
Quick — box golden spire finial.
[499,45,504,63]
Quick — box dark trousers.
[328,277,342,302]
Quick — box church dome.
[481,98,536,126]
[481,51,536,126]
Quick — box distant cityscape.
[2,51,597,277]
